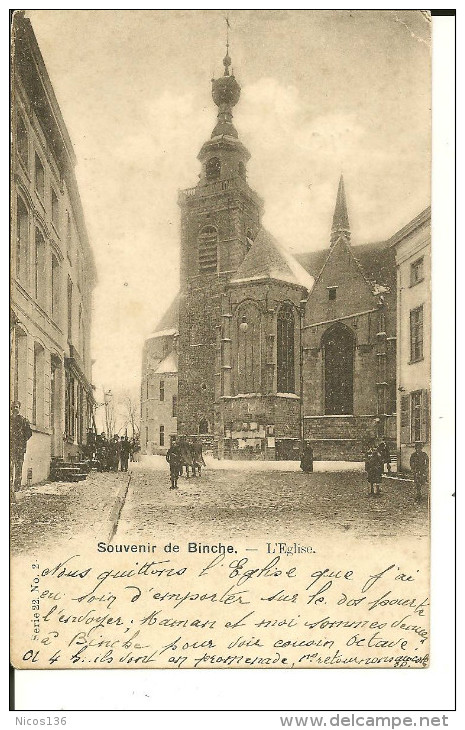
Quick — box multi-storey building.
[142,45,428,461]
[11,12,96,484]
[140,298,178,455]
[391,208,431,471]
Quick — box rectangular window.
[411,390,422,443]
[159,380,165,402]
[35,230,46,308]
[65,373,76,439]
[145,426,149,445]
[17,115,29,168]
[172,394,177,418]
[159,425,165,447]
[32,343,44,427]
[410,305,424,362]
[35,153,45,200]
[51,255,60,320]
[66,212,74,266]
[67,276,73,342]
[16,197,28,285]
[328,287,337,301]
[51,188,59,230]
[410,257,424,286]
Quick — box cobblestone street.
[11,456,428,556]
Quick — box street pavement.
[10,456,428,556]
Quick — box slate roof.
[149,294,180,338]
[154,350,178,374]
[295,240,396,290]
[230,228,315,290]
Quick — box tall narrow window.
[159,425,165,446]
[277,304,295,394]
[13,326,27,407]
[78,305,84,357]
[236,302,262,394]
[16,197,28,285]
[51,254,60,321]
[32,342,45,426]
[17,114,29,168]
[172,394,177,418]
[410,257,424,286]
[67,276,73,342]
[206,157,221,181]
[35,153,45,200]
[65,372,75,439]
[411,391,422,442]
[66,212,73,265]
[322,323,355,415]
[35,230,46,308]
[410,305,424,362]
[51,188,59,230]
[159,380,165,402]
[198,226,218,273]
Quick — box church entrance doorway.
[322,323,355,415]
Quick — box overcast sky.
[26,10,431,396]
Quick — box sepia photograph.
[10,9,439,683]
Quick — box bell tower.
[177,41,263,439]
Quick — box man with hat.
[10,401,32,494]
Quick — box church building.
[143,45,400,461]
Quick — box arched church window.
[277,304,295,393]
[198,225,218,273]
[238,161,246,179]
[206,157,221,181]
[236,302,262,394]
[322,323,355,415]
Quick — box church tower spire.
[331,174,351,245]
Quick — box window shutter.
[421,389,430,443]
[400,394,410,445]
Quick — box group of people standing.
[93,433,138,473]
[165,436,206,490]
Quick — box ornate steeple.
[331,174,351,246]
[210,40,241,139]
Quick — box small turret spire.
[331,174,351,245]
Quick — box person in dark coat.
[109,435,121,472]
[120,437,131,472]
[10,401,32,495]
[191,437,206,477]
[166,440,182,489]
[410,442,429,502]
[300,442,314,473]
[365,447,384,496]
[377,440,392,473]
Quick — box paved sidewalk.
[10,470,128,556]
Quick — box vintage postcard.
[10,9,432,671]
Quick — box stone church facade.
[143,47,406,461]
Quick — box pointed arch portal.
[322,323,355,415]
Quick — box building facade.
[142,46,428,461]
[11,12,96,484]
[140,298,178,455]
[392,209,431,472]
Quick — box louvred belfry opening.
[198,226,218,273]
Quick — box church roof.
[154,350,178,374]
[295,239,396,290]
[148,294,179,338]
[230,228,315,290]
